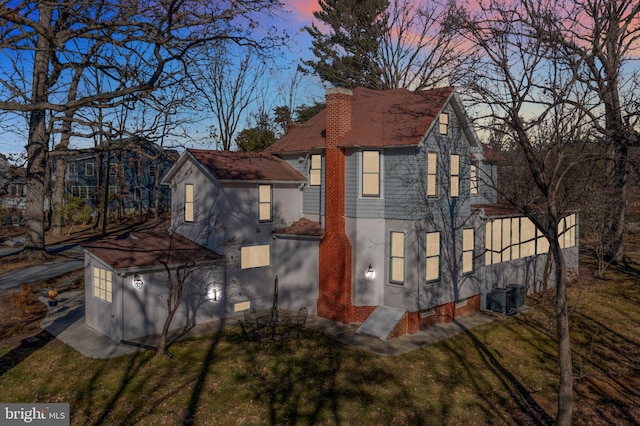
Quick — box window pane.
[426,232,440,256]
[463,251,473,273]
[185,184,194,202]
[391,232,404,257]
[502,219,511,262]
[450,155,459,174]
[311,154,321,169]
[485,222,493,265]
[450,176,459,197]
[492,219,502,264]
[363,151,379,173]
[259,203,271,221]
[259,185,271,202]
[241,245,270,269]
[310,169,321,186]
[426,257,439,281]
[463,228,474,251]
[391,258,404,282]
[363,174,379,196]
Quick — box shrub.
[9,283,43,319]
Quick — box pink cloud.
[284,0,320,22]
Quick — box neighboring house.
[82,86,579,342]
[0,155,26,219]
[56,139,177,214]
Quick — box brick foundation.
[388,294,482,339]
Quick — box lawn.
[0,253,639,425]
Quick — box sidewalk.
[39,289,499,359]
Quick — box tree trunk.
[24,4,52,256]
[51,151,68,238]
[603,138,627,262]
[550,238,573,425]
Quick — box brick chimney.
[318,88,374,324]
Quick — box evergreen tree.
[303,0,389,89]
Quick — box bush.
[61,195,94,226]
[9,283,43,319]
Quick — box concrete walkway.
[38,289,500,359]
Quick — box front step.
[356,306,405,340]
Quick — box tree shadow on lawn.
[236,329,431,425]
[443,320,555,425]
[0,329,55,376]
[61,319,228,426]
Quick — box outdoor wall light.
[133,274,144,290]
[365,264,375,280]
[209,287,220,301]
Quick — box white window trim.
[427,152,438,197]
[310,154,321,186]
[361,150,381,198]
[93,266,113,303]
[450,154,460,198]
[390,231,405,284]
[184,183,194,223]
[258,184,272,223]
[426,231,440,282]
[439,113,449,135]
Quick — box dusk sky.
[0,0,326,157]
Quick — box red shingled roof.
[274,218,324,237]
[82,220,222,271]
[188,149,305,182]
[268,86,455,154]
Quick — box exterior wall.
[281,153,324,222]
[84,255,122,341]
[121,266,224,340]
[85,251,226,341]
[273,237,320,315]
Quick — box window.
[93,267,112,303]
[390,232,405,283]
[463,228,474,274]
[109,164,118,177]
[184,183,194,222]
[241,244,270,269]
[427,153,437,197]
[149,165,156,177]
[258,184,272,222]
[85,163,94,176]
[362,150,380,197]
[439,113,449,135]
[456,298,468,308]
[426,232,440,281]
[67,163,77,175]
[450,154,459,197]
[71,186,96,199]
[310,154,321,186]
[560,214,577,249]
[485,217,559,266]
[108,186,117,196]
[470,165,478,195]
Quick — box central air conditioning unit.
[487,287,512,315]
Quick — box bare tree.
[194,46,269,150]
[541,0,640,262]
[454,2,597,423]
[0,0,286,257]
[378,0,477,89]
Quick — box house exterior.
[56,139,177,214]
[82,86,579,342]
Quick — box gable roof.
[268,86,455,154]
[82,220,222,272]
[163,149,306,184]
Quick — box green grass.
[1,253,639,425]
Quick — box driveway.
[0,243,84,290]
